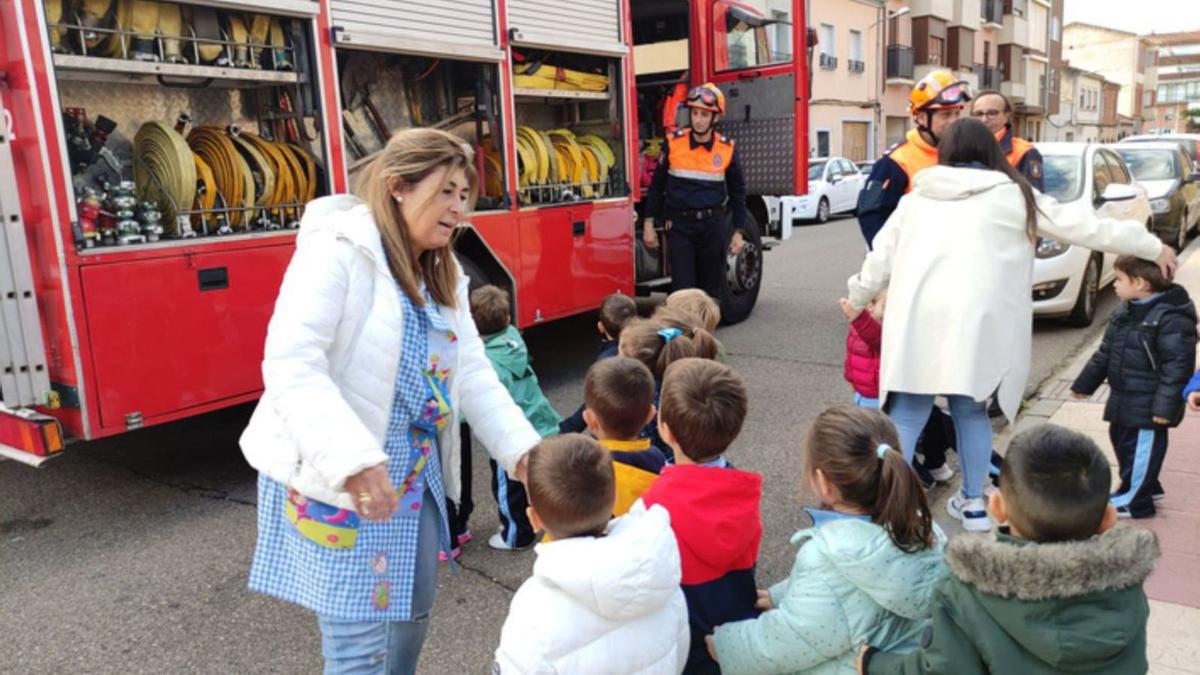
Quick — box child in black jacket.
[1072,255,1197,519]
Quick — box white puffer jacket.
[240,195,540,510]
[494,503,690,675]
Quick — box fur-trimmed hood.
[946,526,1159,601]
[939,526,1160,671]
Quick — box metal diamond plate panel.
[722,116,795,196]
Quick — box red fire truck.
[0,0,809,464]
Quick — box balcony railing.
[981,0,1003,25]
[887,45,914,80]
[977,65,1001,89]
[848,59,865,73]
[819,52,838,70]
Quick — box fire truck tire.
[719,211,763,326]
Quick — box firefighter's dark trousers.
[668,213,727,298]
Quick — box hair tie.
[657,327,682,342]
[876,443,893,460]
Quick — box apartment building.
[1063,22,1156,133]
[1047,64,1116,142]
[1146,30,1200,133]
[880,0,1062,150]
[809,0,884,161]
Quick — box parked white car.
[795,157,865,223]
[1034,142,1153,326]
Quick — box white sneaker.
[928,464,955,482]
[947,492,993,532]
[487,531,534,551]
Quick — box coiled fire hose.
[133,120,197,235]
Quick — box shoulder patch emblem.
[1030,160,1042,179]
[713,153,724,168]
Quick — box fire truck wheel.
[720,212,763,325]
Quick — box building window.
[816,130,831,157]
[850,29,863,62]
[1051,16,1060,42]
[929,36,944,65]
[820,23,835,57]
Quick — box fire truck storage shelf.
[52,54,303,86]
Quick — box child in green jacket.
[447,285,561,557]
[860,424,1161,675]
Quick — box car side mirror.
[1100,183,1138,203]
[829,174,841,184]
[1188,172,1200,184]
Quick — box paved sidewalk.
[998,244,1200,674]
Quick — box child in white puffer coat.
[494,434,689,675]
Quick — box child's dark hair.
[619,317,722,380]
[804,407,934,553]
[1000,424,1112,543]
[600,293,639,338]
[659,358,746,462]
[585,357,656,439]
[526,434,615,539]
[469,285,511,335]
[1114,255,1170,292]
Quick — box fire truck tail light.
[0,409,66,466]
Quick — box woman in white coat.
[846,118,1176,533]
[241,129,542,674]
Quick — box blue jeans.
[853,392,880,409]
[889,393,992,499]
[317,490,440,675]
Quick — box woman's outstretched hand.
[344,464,398,522]
[1157,245,1179,280]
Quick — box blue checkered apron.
[249,287,456,621]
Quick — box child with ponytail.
[619,316,723,457]
[707,406,947,675]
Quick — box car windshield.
[1115,149,1178,181]
[808,161,826,181]
[1042,154,1084,202]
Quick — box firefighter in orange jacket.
[971,89,1045,192]
[856,70,971,247]
[643,83,748,298]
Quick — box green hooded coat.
[481,325,561,438]
[868,526,1160,675]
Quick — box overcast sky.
[1063,0,1200,36]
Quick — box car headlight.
[1036,237,1069,259]
[1149,197,1171,214]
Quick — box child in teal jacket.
[450,285,560,555]
[709,407,946,675]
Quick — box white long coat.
[240,195,540,510]
[848,165,1163,421]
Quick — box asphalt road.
[0,215,1120,674]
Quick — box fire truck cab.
[0,0,807,464]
